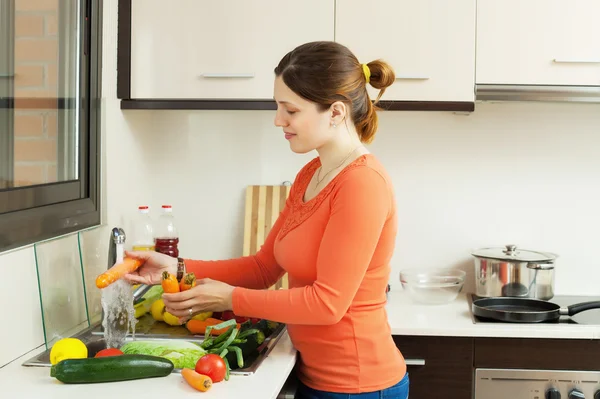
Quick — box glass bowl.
[399,268,466,305]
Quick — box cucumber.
[50,354,174,384]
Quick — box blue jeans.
[294,373,409,399]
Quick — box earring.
[332,123,337,128]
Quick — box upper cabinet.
[335,0,476,103]
[129,0,334,99]
[476,0,600,86]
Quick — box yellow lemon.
[49,338,88,365]
[192,311,213,321]
[163,311,181,326]
[150,299,166,321]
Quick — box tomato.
[195,354,227,383]
[94,348,124,358]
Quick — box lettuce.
[120,340,206,369]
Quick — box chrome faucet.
[107,227,152,305]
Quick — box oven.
[469,294,600,399]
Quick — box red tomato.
[94,348,124,358]
[195,354,227,383]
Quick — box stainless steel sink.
[22,321,286,376]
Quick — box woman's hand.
[162,278,235,318]
[122,250,178,285]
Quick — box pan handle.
[565,301,600,316]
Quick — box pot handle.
[566,301,600,316]
[527,262,555,270]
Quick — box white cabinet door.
[130,0,334,99]
[476,0,600,86]
[335,0,476,102]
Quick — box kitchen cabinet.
[476,0,600,86]
[335,0,476,102]
[128,0,334,100]
[393,335,474,399]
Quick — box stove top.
[467,294,600,325]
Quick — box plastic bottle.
[131,205,155,251]
[154,205,179,258]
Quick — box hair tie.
[362,64,371,84]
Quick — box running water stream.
[100,241,137,348]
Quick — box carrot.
[179,272,197,291]
[95,257,143,289]
[181,368,212,392]
[161,271,180,293]
[186,318,240,335]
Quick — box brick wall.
[13,0,59,187]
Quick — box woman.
[125,41,408,399]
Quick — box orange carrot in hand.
[161,271,180,293]
[95,257,143,289]
[181,368,212,392]
[179,272,197,291]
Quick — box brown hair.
[274,41,395,144]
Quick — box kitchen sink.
[22,320,286,376]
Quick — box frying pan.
[472,297,600,323]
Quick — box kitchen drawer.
[475,338,600,370]
[393,335,473,399]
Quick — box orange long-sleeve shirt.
[185,154,406,393]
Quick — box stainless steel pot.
[471,244,558,300]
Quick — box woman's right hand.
[123,250,178,286]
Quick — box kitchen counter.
[0,330,297,399]
[386,289,600,339]
[3,291,599,398]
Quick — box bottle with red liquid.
[154,205,179,258]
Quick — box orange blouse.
[185,154,406,393]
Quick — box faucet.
[107,227,152,305]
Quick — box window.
[0,0,101,252]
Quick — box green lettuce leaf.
[120,340,206,369]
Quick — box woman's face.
[273,76,334,154]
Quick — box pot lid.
[471,244,558,262]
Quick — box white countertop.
[0,330,297,399]
[386,289,600,339]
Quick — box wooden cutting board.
[242,184,291,289]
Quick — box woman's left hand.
[162,278,235,318]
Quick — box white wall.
[110,102,600,297]
[2,0,599,367]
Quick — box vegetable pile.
[50,270,282,392]
[47,317,282,392]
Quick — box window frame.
[0,0,102,253]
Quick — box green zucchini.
[50,354,174,384]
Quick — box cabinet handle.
[395,75,430,80]
[200,73,255,78]
[553,59,600,64]
[405,359,426,366]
